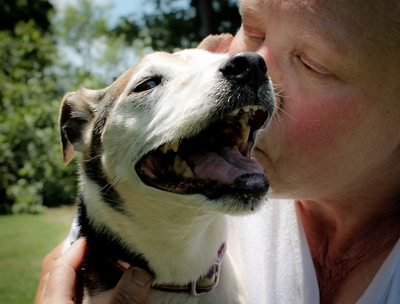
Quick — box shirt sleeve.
[61,215,79,254]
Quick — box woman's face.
[230,0,400,201]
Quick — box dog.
[59,34,275,304]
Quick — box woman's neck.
[297,198,400,304]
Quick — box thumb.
[109,267,152,304]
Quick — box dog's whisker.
[99,183,114,197]
[275,89,286,97]
[82,155,103,162]
[99,176,120,195]
[272,83,283,90]
[112,178,122,189]
[276,106,297,121]
[275,110,283,122]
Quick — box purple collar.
[108,242,227,296]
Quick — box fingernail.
[132,268,152,287]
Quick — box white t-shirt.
[63,199,400,303]
[228,199,400,304]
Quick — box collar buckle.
[191,257,222,296]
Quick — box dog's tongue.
[191,147,264,184]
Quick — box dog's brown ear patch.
[197,34,234,53]
[59,89,104,164]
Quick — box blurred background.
[0,0,240,302]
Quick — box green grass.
[0,206,76,304]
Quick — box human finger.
[41,238,86,303]
[35,238,67,304]
[109,266,152,304]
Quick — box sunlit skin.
[230,0,400,303]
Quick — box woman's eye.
[296,55,314,72]
[133,77,162,93]
[242,25,265,51]
[300,58,314,71]
[297,54,331,76]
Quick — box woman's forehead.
[239,0,400,88]
[240,0,400,48]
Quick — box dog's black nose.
[220,52,267,88]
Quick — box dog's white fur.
[61,37,274,303]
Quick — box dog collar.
[107,242,226,297]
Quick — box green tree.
[0,0,53,33]
[57,0,109,77]
[56,0,144,87]
[141,0,241,52]
[0,0,241,214]
[0,20,78,214]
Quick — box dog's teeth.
[239,113,250,129]
[239,118,246,129]
[160,140,180,154]
[250,105,267,112]
[241,125,251,143]
[173,154,183,172]
[171,140,180,152]
[160,144,169,154]
[173,155,188,175]
[243,106,251,112]
[173,155,194,178]
[232,109,239,116]
[183,166,195,178]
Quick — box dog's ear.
[59,89,105,164]
[197,34,234,53]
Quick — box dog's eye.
[133,77,162,93]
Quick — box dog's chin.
[135,105,270,207]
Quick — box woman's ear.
[197,33,234,53]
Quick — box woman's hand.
[36,238,152,304]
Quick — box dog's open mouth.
[136,106,269,200]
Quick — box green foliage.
[112,16,141,45]
[0,0,54,33]
[144,5,200,51]
[0,0,140,214]
[142,0,241,52]
[57,0,111,73]
[0,0,242,214]
[0,20,77,214]
[108,0,241,53]
[55,0,144,87]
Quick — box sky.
[111,0,147,23]
[50,0,189,26]
[50,0,147,24]
[49,0,151,81]
[48,0,190,82]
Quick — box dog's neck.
[108,242,226,296]
[81,178,229,285]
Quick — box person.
[36,0,400,303]
[35,238,153,304]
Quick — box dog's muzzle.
[136,52,274,203]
